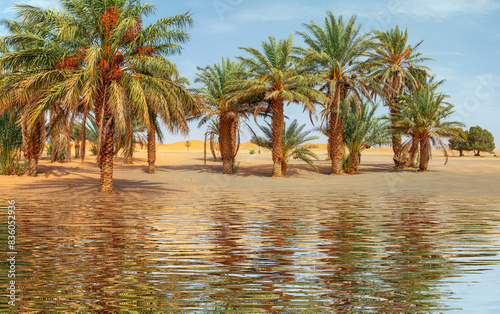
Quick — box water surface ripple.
[1,192,500,312]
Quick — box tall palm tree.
[390,86,464,171]
[237,34,324,177]
[195,57,248,174]
[298,13,371,175]
[0,0,195,192]
[251,119,320,176]
[365,26,432,167]
[135,67,195,175]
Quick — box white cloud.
[391,0,500,19]
[201,21,237,34]
[234,3,324,22]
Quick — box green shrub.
[249,149,255,155]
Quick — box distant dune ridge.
[158,140,328,152]
[155,140,499,156]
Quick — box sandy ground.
[1,141,499,206]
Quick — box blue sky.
[1,0,499,145]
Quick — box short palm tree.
[203,119,220,164]
[237,34,324,177]
[195,57,250,174]
[251,119,320,176]
[298,13,371,175]
[390,86,464,171]
[365,26,432,167]
[342,100,388,174]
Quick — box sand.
[1,143,499,207]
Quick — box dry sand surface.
[1,142,499,207]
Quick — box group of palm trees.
[195,13,463,177]
[0,0,464,193]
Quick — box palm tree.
[0,109,24,175]
[0,18,51,176]
[365,26,432,167]
[342,100,389,174]
[298,12,371,175]
[390,86,464,171]
[134,65,195,174]
[195,57,250,174]
[251,119,320,176]
[203,119,220,164]
[0,0,195,192]
[237,34,324,177]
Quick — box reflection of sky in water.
[0,193,499,312]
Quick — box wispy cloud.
[2,0,61,14]
[392,0,500,19]
[234,3,324,22]
[201,21,237,34]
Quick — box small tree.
[0,110,25,175]
[467,126,495,156]
[185,140,191,151]
[252,119,319,176]
[448,130,468,156]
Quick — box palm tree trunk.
[124,108,133,164]
[80,110,87,162]
[220,114,234,174]
[271,99,285,177]
[281,159,288,176]
[389,73,404,167]
[391,107,404,168]
[75,140,80,159]
[348,153,359,174]
[407,134,419,167]
[99,109,114,193]
[419,136,430,172]
[328,86,344,175]
[147,121,156,174]
[24,118,45,177]
[204,133,207,166]
[210,135,218,161]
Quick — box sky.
[1,0,499,146]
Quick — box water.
[1,192,500,312]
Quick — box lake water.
[1,192,500,312]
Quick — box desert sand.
[1,142,499,206]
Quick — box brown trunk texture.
[24,119,45,177]
[406,134,419,167]
[328,84,345,175]
[219,114,235,174]
[281,159,288,176]
[348,153,359,174]
[99,110,114,192]
[271,99,285,177]
[124,109,133,164]
[419,136,430,172]
[80,111,87,162]
[147,123,156,174]
[75,141,80,159]
[328,112,344,175]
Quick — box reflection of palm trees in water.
[377,201,456,312]
[258,200,297,311]
[208,200,250,311]
[316,201,374,312]
[208,197,297,312]
[18,200,154,312]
